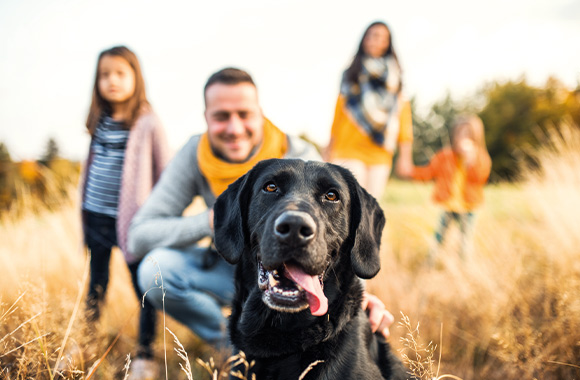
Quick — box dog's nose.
[274,211,316,246]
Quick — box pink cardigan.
[81,110,171,264]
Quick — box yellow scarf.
[198,118,288,196]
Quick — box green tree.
[39,137,60,166]
[0,142,14,209]
[478,77,573,180]
[0,142,11,162]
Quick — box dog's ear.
[213,170,255,264]
[343,169,386,279]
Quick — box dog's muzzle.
[257,261,327,316]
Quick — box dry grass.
[368,124,580,380]
[0,193,212,379]
[1,125,580,379]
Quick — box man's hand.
[362,291,395,339]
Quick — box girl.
[327,21,414,199]
[411,115,491,260]
[80,46,170,372]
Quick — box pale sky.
[1,0,579,160]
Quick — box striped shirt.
[82,115,130,217]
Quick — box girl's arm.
[150,116,171,182]
[128,136,211,259]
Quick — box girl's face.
[363,25,390,58]
[453,124,475,155]
[98,55,136,104]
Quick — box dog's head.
[214,159,385,317]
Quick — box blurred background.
[1,0,579,157]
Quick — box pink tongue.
[284,263,328,316]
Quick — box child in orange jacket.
[411,115,491,259]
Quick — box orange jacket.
[412,147,491,209]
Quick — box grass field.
[1,127,579,379]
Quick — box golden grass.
[1,125,580,379]
[367,124,580,380]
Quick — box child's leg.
[434,211,453,244]
[84,211,117,321]
[128,261,157,359]
[427,211,453,265]
[458,212,475,259]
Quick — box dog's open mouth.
[258,261,328,316]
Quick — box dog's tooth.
[268,272,279,288]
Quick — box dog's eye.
[263,182,278,193]
[324,190,339,202]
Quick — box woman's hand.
[395,142,414,178]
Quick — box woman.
[327,21,413,199]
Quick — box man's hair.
[204,68,256,104]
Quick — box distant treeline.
[0,138,80,214]
[410,76,580,181]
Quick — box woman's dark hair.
[344,21,401,86]
[86,46,149,135]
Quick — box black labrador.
[214,159,409,380]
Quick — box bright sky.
[1,0,579,160]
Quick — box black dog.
[214,159,409,380]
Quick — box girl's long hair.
[85,46,149,135]
[344,21,401,87]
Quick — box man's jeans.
[138,245,235,348]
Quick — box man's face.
[205,82,264,163]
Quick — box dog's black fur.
[214,159,409,380]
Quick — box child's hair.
[451,114,491,158]
[86,46,149,135]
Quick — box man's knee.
[137,247,181,306]
[139,246,195,299]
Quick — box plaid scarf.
[341,56,401,150]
